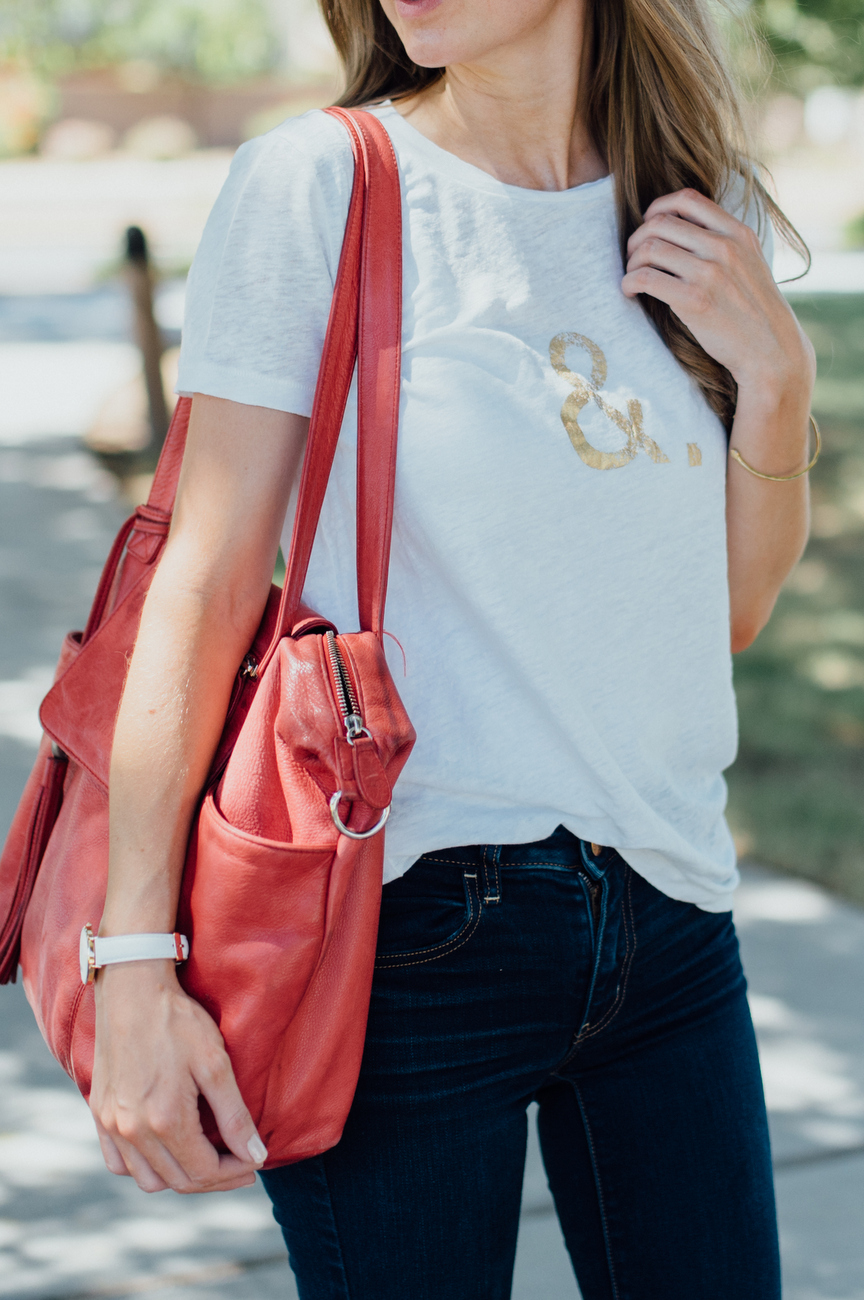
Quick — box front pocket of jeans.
[375,866,481,968]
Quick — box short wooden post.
[125,226,169,459]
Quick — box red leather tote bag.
[0,108,415,1168]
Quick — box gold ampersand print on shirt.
[550,332,699,471]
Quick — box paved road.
[2,438,864,1299]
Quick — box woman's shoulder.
[180,109,362,416]
[245,107,354,162]
[225,108,357,212]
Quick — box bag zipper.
[204,653,260,791]
[325,630,366,741]
[222,652,259,733]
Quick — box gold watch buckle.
[80,923,97,985]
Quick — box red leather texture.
[0,109,415,1168]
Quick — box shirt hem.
[175,360,315,418]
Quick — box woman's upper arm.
[164,395,308,617]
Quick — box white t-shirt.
[178,103,773,913]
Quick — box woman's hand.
[622,188,816,652]
[621,187,813,399]
[91,962,267,1193]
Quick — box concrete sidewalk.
[1,440,863,1298]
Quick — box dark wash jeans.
[261,826,780,1300]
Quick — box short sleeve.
[176,111,355,416]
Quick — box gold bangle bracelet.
[729,415,821,483]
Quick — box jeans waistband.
[418,825,616,879]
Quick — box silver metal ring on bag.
[329,791,391,840]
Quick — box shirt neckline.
[370,102,614,205]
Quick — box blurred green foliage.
[0,0,279,83]
[728,295,864,904]
[750,0,864,90]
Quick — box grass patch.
[727,294,864,903]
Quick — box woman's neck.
[391,4,607,192]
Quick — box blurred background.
[720,0,864,906]
[1,2,864,1298]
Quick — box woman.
[90,0,815,1296]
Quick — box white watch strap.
[95,933,189,966]
[80,925,189,984]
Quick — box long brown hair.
[319,0,802,429]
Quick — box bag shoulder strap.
[279,107,402,650]
[349,110,402,639]
[142,107,402,658]
[146,395,190,518]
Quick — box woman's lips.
[395,0,444,16]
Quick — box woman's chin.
[391,0,453,60]
[387,0,511,72]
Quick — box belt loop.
[579,839,609,880]
[481,845,501,905]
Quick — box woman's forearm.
[725,376,814,653]
[102,556,263,934]
[620,187,816,655]
[102,395,307,937]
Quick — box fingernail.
[247,1135,268,1165]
